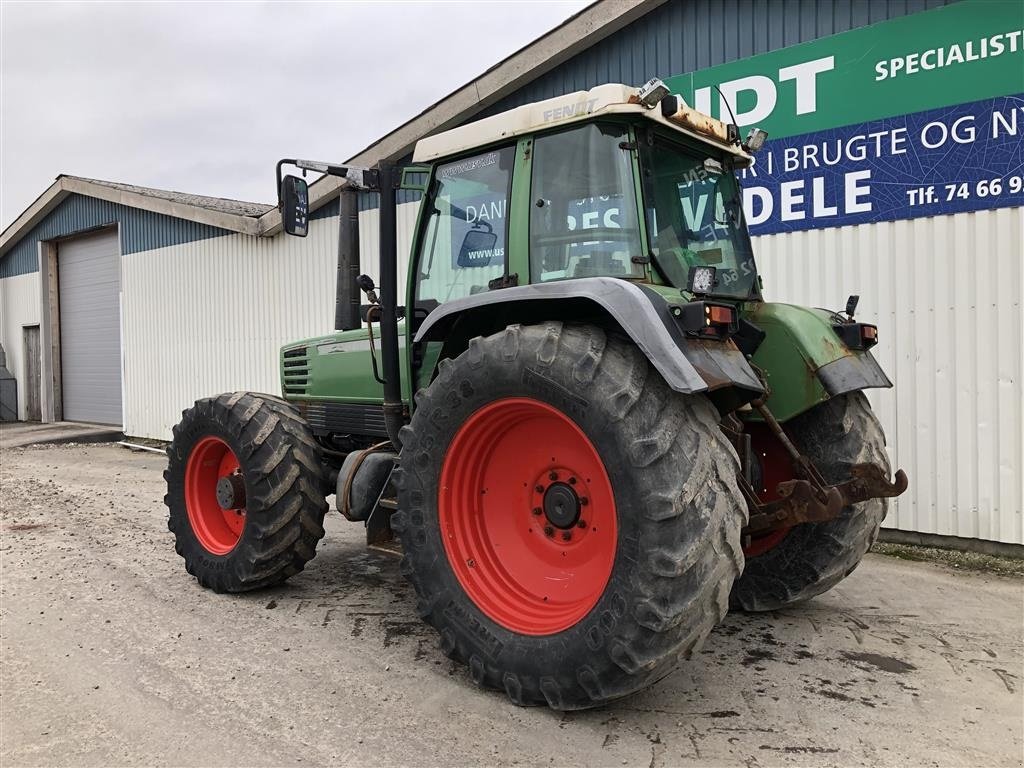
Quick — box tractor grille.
[282,346,310,396]
[301,402,389,438]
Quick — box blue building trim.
[0,193,240,279]
[312,197,340,220]
[356,189,422,213]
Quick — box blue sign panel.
[738,94,1024,236]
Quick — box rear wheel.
[165,392,328,592]
[393,323,747,709]
[731,392,889,611]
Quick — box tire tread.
[165,391,328,593]
[731,392,889,611]
[393,323,747,709]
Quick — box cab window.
[414,147,515,319]
[529,123,644,282]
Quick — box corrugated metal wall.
[754,208,1023,544]
[0,271,41,420]
[356,201,422,291]
[120,220,339,439]
[117,195,462,441]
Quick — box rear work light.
[833,322,879,350]
[673,301,739,339]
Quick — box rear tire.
[731,392,889,611]
[392,323,747,709]
[165,392,328,592]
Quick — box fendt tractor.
[165,79,908,710]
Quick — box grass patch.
[871,542,1024,578]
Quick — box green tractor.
[165,80,906,710]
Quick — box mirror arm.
[292,160,378,190]
[276,158,380,205]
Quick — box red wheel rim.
[185,436,246,555]
[744,423,793,558]
[439,398,617,636]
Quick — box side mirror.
[457,228,499,267]
[280,175,309,237]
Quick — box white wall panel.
[120,219,339,440]
[121,203,424,442]
[753,207,1023,545]
[0,271,42,421]
[357,201,421,300]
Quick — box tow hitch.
[732,399,908,534]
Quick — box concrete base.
[0,421,123,450]
[879,527,1023,559]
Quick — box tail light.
[673,301,739,339]
[833,322,879,350]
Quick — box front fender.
[743,302,892,422]
[413,277,763,404]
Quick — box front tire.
[393,323,747,709]
[731,392,890,611]
[165,392,328,592]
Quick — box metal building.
[1,0,1020,548]
[0,176,337,429]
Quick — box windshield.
[640,136,759,299]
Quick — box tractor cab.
[405,82,763,322]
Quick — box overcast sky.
[0,0,590,228]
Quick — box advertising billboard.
[664,0,1024,235]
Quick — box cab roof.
[412,83,754,166]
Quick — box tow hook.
[740,399,908,534]
[833,463,909,507]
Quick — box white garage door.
[58,229,122,425]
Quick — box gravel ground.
[1,442,1022,767]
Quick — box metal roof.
[0,175,272,257]
[75,177,273,218]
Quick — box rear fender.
[743,302,891,422]
[413,277,764,411]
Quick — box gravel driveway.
[2,442,1021,767]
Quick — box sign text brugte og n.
[664,0,1024,235]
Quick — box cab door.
[406,144,518,393]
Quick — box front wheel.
[393,323,747,710]
[165,392,328,592]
